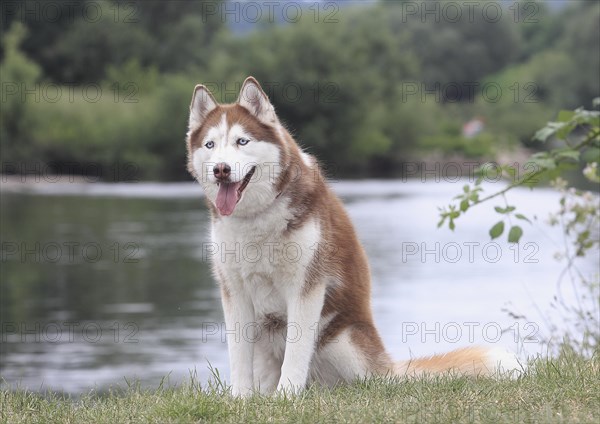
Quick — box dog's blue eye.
[205,141,214,149]
[237,138,250,146]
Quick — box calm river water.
[0,179,596,394]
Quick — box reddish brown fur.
[257,123,393,373]
[398,347,493,376]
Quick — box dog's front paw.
[275,381,304,396]
[230,385,253,398]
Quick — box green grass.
[2,354,599,424]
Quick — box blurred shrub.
[1,1,598,180]
[0,23,42,164]
[27,71,196,180]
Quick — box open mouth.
[215,166,256,216]
[237,166,256,196]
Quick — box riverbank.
[2,353,598,424]
[0,148,533,192]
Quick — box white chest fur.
[211,197,321,317]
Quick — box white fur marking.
[309,329,369,387]
[485,347,524,377]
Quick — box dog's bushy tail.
[395,347,523,378]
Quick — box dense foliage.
[1,0,598,180]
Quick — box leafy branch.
[438,100,600,244]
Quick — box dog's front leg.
[277,282,326,394]
[221,286,255,396]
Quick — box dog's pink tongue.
[216,182,241,216]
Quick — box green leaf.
[576,230,590,244]
[556,122,576,140]
[593,98,600,107]
[460,199,469,212]
[533,127,553,142]
[489,221,505,240]
[508,225,523,243]
[581,147,600,163]
[494,206,516,214]
[533,122,561,142]
[557,110,575,123]
[469,192,480,202]
[531,157,557,170]
[573,108,600,124]
[554,149,580,162]
[515,213,531,223]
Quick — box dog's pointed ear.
[189,84,218,131]
[237,77,277,124]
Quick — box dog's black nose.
[213,163,231,180]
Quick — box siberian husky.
[186,77,520,396]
